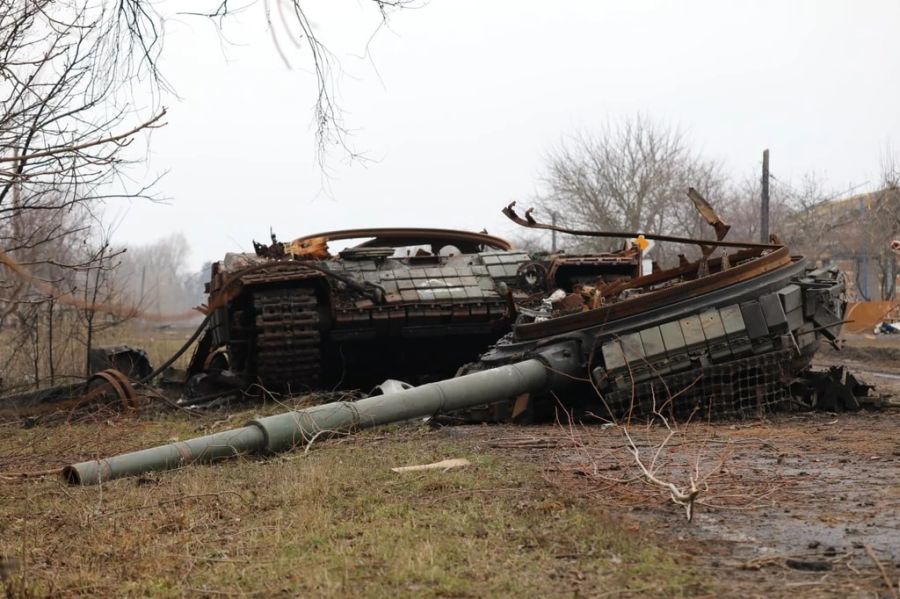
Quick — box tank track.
[252,287,322,393]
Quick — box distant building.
[791,188,899,301]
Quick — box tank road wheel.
[252,287,322,394]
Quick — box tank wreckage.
[186,227,642,392]
[64,188,868,485]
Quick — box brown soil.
[815,335,900,407]
[453,333,900,598]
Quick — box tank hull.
[189,229,640,393]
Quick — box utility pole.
[760,149,770,243]
[551,211,558,253]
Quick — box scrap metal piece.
[479,244,848,421]
[686,187,731,241]
[0,360,146,417]
[788,366,882,412]
[87,346,152,380]
[370,379,414,396]
[85,369,138,411]
[502,198,774,251]
[287,228,512,255]
[516,261,548,292]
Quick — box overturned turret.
[473,202,846,421]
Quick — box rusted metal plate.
[687,187,731,241]
[844,301,899,332]
[515,247,792,341]
[85,369,138,411]
[288,228,512,254]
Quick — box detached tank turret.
[187,228,642,393]
[469,201,848,421]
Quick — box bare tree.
[0,0,421,390]
[0,0,165,388]
[2,0,419,270]
[137,0,419,159]
[0,0,164,303]
[536,115,726,263]
[869,150,900,299]
[114,232,199,317]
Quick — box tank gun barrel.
[64,354,574,485]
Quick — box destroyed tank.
[65,196,854,486]
[187,228,642,392]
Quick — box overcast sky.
[110,0,900,270]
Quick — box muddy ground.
[453,333,900,598]
[451,410,897,598]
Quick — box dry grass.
[93,323,198,371]
[0,322,197,392]
[0,411,704,597]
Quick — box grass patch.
[1,414,704,597]
[0,322,196,392]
